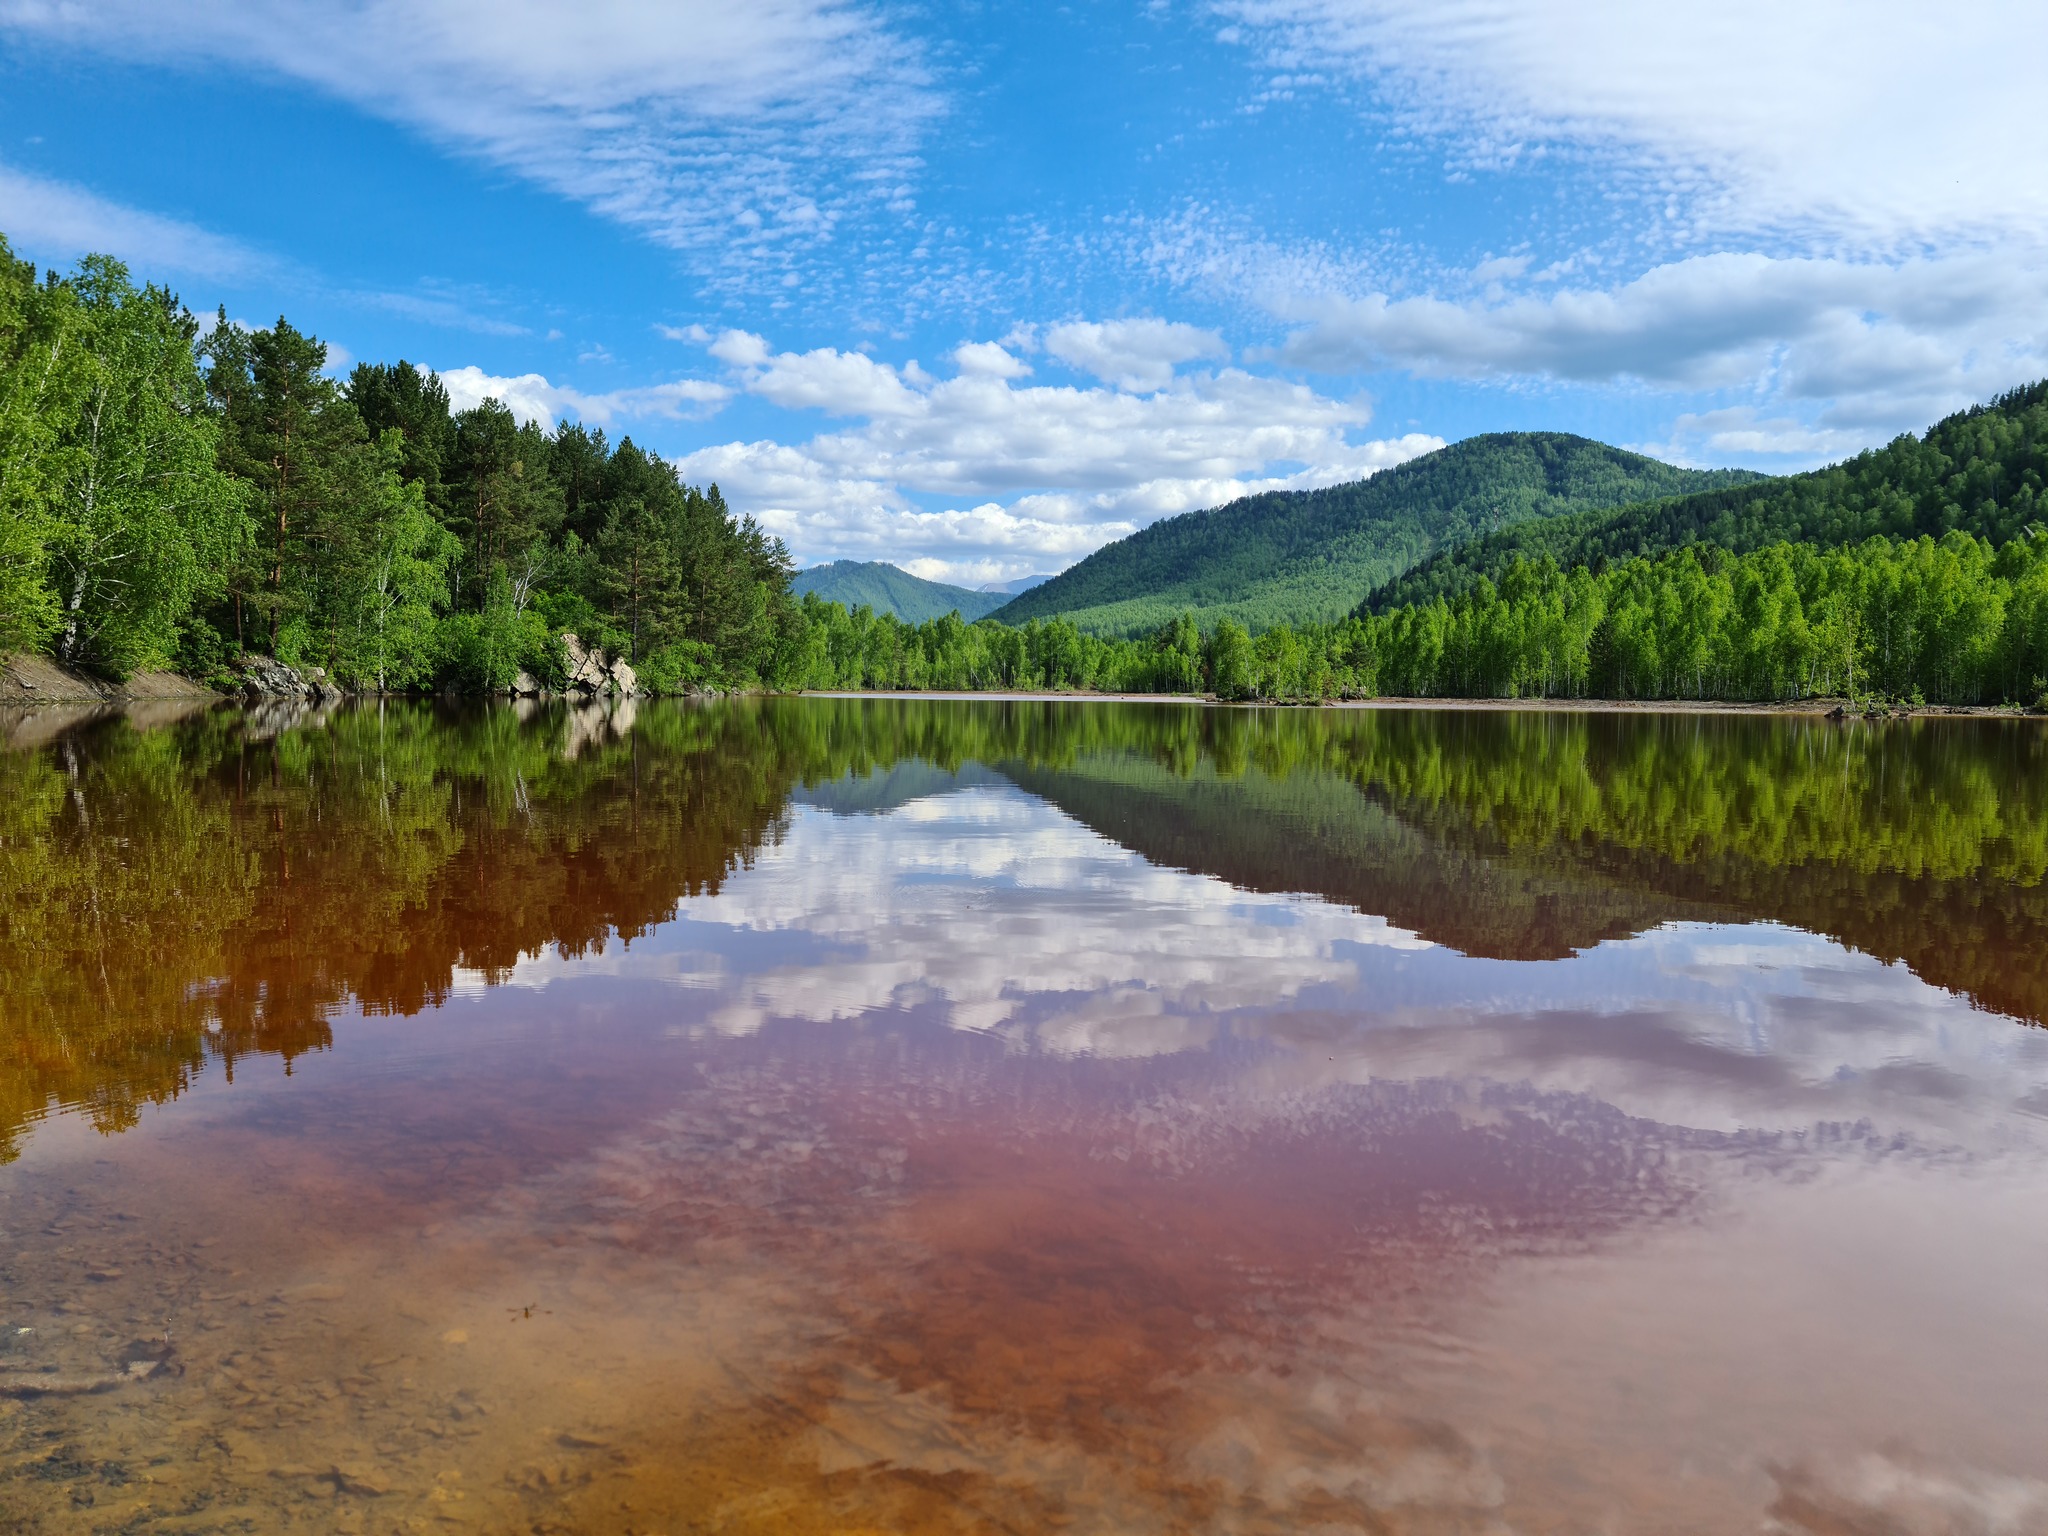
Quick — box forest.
[0,239,794,694]
[3,236,2045,708]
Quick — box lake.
[3,696,2047,1534]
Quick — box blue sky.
[3,1,2044,585]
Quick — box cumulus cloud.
[0,1,935,270]
[0,160,265,278]
[1268,251,2048,444]
[1216,0,2048,246]
[1044,318,1229,391]
[671,327,1439,578]
[439,366,729,428]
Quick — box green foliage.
[1368,381,2048,613]
[789,560,1010,623]
[1,252,242,676]
[0,230,819,695]
[994,433,1761,635]
[1357,532,2048,705]
[0,236,72,653]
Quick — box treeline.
[795,532,2048,707]
[0,239,794,692]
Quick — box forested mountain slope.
[1362,382,2048,614]
[790,561,1009,623]
[991,434,1762,635]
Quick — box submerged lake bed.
[3,697,2047,1534]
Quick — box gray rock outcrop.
[230,656,339,705]
[559,633,640,695]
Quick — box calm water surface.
[3,696,2047,1534]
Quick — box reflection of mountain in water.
[5,697,2045,1156]
[996,756,1700,961]
[793,761,1007,817]
[993,710,2048,1029]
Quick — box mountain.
[989,434,1764,635]
[1361,382,2048,615]
[979,573,1055,595]
[791,561,1010,623]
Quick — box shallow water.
[3,696,2047,1534]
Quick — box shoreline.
[7,650,2039,725]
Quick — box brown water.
[3,696,2047,1534]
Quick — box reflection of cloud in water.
[495,789,1430,1050]
[481,784,2048,1144]
[1768,1452,2048,1536]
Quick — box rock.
[331,1463,391,1496]
[303,666,344,705]
[230,655,328,703]
[606,658,638,696]
[560,632,611,694]
[510,670,542,697]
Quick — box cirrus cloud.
[1215,0,2048,247]
[0,0,937,281]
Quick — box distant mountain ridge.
[791,561,1011,623]
[1360,381,2048,615]
[979,573,1054,595]
[991,434,1766,635]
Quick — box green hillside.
[990,434,1763,635]
[791,561,1009,623]
[1362,382,2048,615]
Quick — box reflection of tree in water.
[6,698,2047,1157]
[1,700,803,1157]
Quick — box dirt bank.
[1,651,219,705]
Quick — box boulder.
[510,670,542,697]
[561,633,611,693]
[231,655,320,702]
[302,666,344,705]
[606,658,638,696]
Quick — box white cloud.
[671,327,1439,576]
[439,365,729,428]
[1268,251,2048,442]
[952,340,1030,379]
[0,160,265,279]
[495,787,1429,1048]
[1043,318,1230,391]
[1632,408,1873,467]
[1,1,936,269]
[1216,0,2048,246]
